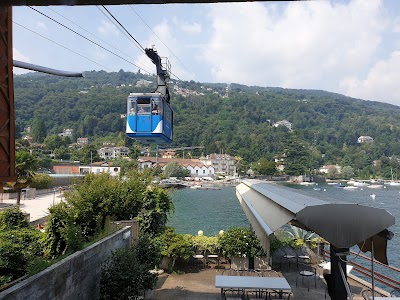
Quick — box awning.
[236,179,395,264]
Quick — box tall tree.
[31,118,46,143]
[15,151,38,206]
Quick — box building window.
[196,170,198,174]
[203,170,205,174]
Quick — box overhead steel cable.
[96,6,146,55]
[129,5,196,80]
[101,6,182,81]
[46,6,146,70]
[13,21,113,72]
[101,5,146,53]
[28,6,152,74]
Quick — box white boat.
[388,181,400,186]
[343,186,358,190]
[367,184,383,189]
[353,181,369,187]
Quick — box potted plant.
[218,227,265,270]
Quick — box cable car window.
[137,97,151,115]
[152,98,162,115]
[128,98,136,115]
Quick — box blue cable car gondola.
[126,48,173,144]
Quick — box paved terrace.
[152,260,377,300]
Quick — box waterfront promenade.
[0,190,63,224]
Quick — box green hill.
[14,70,400,178]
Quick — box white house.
[79,162,121,176]
[357,136,374,143]
[319,165,342,174]
[98,147,130,159]
[137,156,215,178]
[273,120,293,131]
[200,153,237,176]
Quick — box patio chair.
[246,290,268,300]
[258,270,282,277]
[192,248,206,267]
[391,288,400,297]
[279,248,297,270]
[361,288,380,299]
[268,291,292,299]
[296,246,311,266]
[222,288,244,300]
[296,262,317,291]
[207,246,221,268]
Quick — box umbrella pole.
[371,238,375,300]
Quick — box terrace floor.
[152,260,379,300]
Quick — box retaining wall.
[0,226,132,300]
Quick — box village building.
[137,156,215,178]
[98,147,130,159]
[199,153,237,176]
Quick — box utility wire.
[96,6,146,55]
[100,5,181,81]
[46,6,146,70]
[28,6,151,74]
[129,5,195,80]
[101,5,146,53]
[13,21,113,72]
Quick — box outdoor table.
[215,275,291,299]
[320,262,353,274]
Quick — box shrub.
[218,227,265,258]
[30,173,52,189]
[156,227,193,269]
[100,248,157,300]
[0,207,30,231]
[0,229,44,257]
[191,235,218,252]
[0,240,28,282]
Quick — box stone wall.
[0,226,132,300]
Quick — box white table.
[320,262,353,274]
[215,275,291,299]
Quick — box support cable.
[101,5,146,52]
[28,6,151,74]
[13,21,113,72]
[46,6,146,70]
[129,5,195,79]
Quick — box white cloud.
[339,51,400,105]
[180,22,202,34]
[35,21,47,31]
[98,20,119,37]
[136,20,192,80]
[13,48,32,74]
[201,0,387,95]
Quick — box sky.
[12,0,400,106]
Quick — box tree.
[163,161,190,178]
[341,166,354,179]
[253,158,276,175]
[31,118,46,143]
[327,166,339,179]
[15,151,38,206]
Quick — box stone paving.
[152,260,370,300]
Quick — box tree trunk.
[16,187,22,206]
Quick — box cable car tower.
[126,47,173,144]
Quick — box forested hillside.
[14,70,400,178]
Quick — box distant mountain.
[13,70,400,177]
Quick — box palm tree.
[15,151,38,206]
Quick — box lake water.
[167,182,400,271]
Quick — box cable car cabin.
[126,93,173,144]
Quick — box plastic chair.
[296,262,317,291]
[268,291,292,299]
[361,288,380,299]
[247,290,268,300]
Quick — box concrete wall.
[0,227,132,300]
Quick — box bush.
[0,229,44,257]
[156,227,193,269]
[218,227,265,258]
[0,240,28,282]
[30,173,52,189]
[100,248,157,300]
[0,207,30,231]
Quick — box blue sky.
[12,0,400,106]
